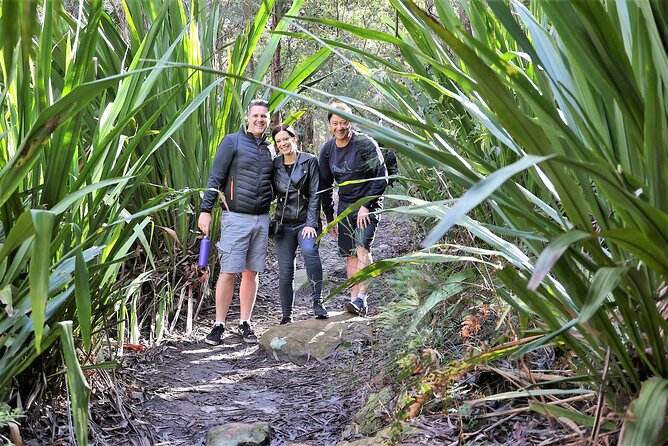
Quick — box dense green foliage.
[0,0,328,442]
[294,0,668,442]
[2,0,668,443]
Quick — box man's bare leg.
[215,272,236,321]
[343,247,373,316]
[356,246,373,297]
[205,272,236,345]
[346,256,361,298]
[238,269,258,321]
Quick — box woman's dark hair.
[271,124,297,141]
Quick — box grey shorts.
[215,212,270,273]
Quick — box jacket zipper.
[230,176,234,201]
[293,185,299,222]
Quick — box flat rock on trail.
[125,212,414,445]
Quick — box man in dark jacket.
[319,102,388,317]
[198,99,273,345]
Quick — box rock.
[352,387,393,435]
[206,422,271,446]
[339,423,423,446]
[336,438,389,446]
[293,268,308,290]
[259,311,374,365]
[338,425,394,446]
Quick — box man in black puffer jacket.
[198,99,274,345]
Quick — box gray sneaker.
[344,297,368,317]
[205,324,225,346]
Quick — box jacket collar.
[242,128,268,144]
[277,151,308,165]
[277,152,309,184]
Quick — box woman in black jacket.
[271,125,328,323]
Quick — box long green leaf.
[270,47,332,109]
[530,403,615,430]
[29,210,55,353]
[59,321,91,446]
[579,266,627,323]
[407,270,472,333]
[326,251,497,300]
[0,211,34,264]
[0,69,156,208]
[621,378,668,446]
[423,154,553,247]
[528,230,591,290]
[468,388,594,404]
[75,251,92,351]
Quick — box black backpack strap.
[323,137,335,160]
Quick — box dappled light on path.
[125,214,413,445]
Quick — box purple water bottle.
[198,236,210,267]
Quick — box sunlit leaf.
[58,321,91,446]
[29,210,55,353]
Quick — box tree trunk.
[303,110,315,153]
[270,0,284,128]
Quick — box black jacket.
[201,130,274,215]
[319,131,388,222]
[273,152,320,228]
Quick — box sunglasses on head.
[249,99,269,108]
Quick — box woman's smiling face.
[274,130,297,157]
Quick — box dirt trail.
[123,213,414,445]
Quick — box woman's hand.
[301,226,317,239]
[357,205,371,228]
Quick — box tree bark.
[270,0,284,128]
[303,110,315,153]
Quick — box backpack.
[382,148,399,186]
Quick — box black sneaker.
[280,316,293,325]
[205,324,225,346]
[313,300,329,319]
[344,297,368,317]
[238,321,258,343]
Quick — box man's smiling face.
[247,105,270,138]
[329,114,352,143]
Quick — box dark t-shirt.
[319,132,388,222]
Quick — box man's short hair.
[247,99,270,116]
[327,102,352,122]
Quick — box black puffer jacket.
[201,130,274,214]
[273,152,320,228]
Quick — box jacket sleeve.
[318,142,336,223]
[361,136,388,210]
[305,157,321,228]
[200,135,236,213]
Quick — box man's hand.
[328,225,339,237]
[356,205,371,229]
[198,212,212,236]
